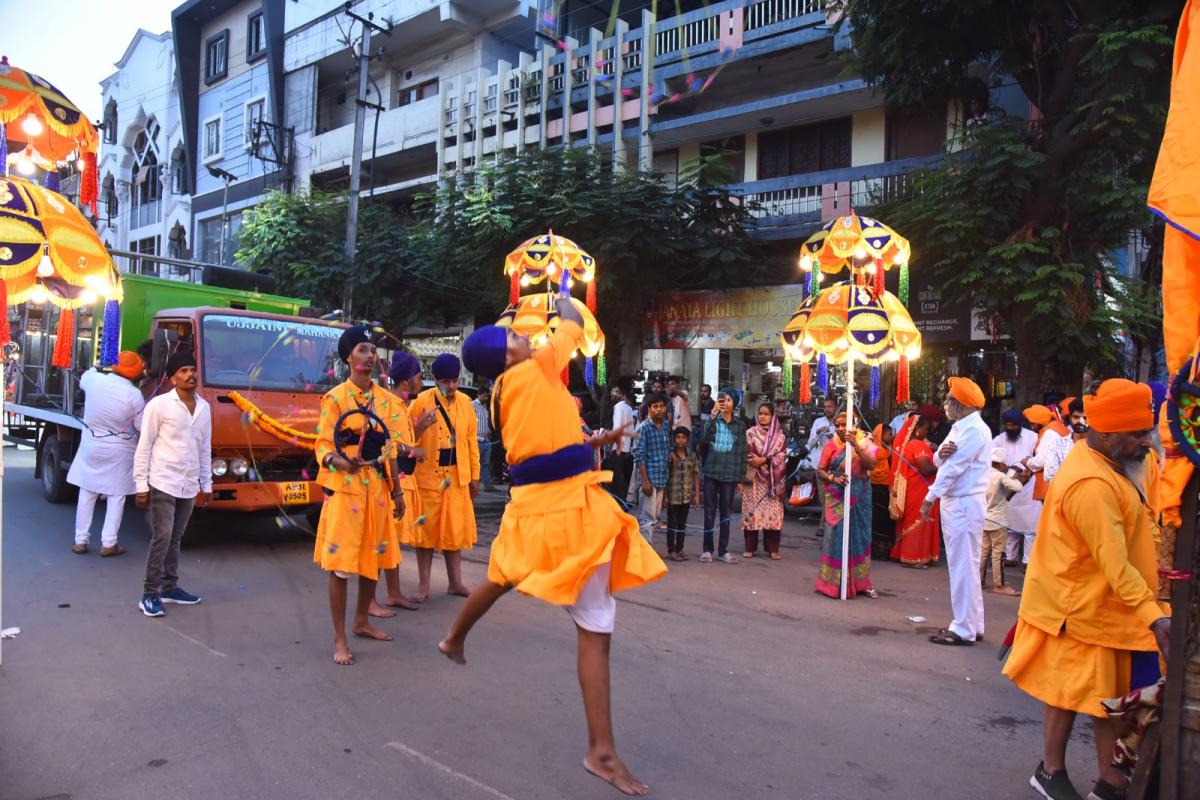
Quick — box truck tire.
[41,433,76,504]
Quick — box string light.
[29,284,48,304]
[80,289,97,305]
[21,113,43,136]
[36,246,53,277]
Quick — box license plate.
[279,482,310,505]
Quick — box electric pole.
[342,3,390,319]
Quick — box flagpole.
[841,352,854,600]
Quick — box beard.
[1119,453,1148,491]
[1005,429,1021,442]
[1071,423,1089,435]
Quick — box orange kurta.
[486,320,667,604]
[381,387,425,547]
[1003,443,1168,715]
[313,380,402,578]
[409,387,479,551]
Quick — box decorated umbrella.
[781,261,920,601]
[496,291,606,385]
[0,56,99,210]
[798,211,912,301]
[0,174,123,368]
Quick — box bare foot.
[447,584,471,597]
[413,587,431,603]
[386,594,420,611]
[351,622,393,641]
[333,639,354,665]
[583,752,648,796]
[368,600,397,618]
[438,638,465,665]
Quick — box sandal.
[929,629,974,646]
[769,553,782,561]
[699,552,713,563]
[864,588,879,599]
[674,552,689,562]
[72,543,87,555]
[718,553,738,564]
[742,552,754,558]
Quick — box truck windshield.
[201,314,346,393]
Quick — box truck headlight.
[230,457,249,477]
[212,458,228,477]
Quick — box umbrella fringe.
[52,308,75,368]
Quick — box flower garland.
[228,391,318,450]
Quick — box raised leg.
[438,580,511,664]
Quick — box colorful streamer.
[869,365,880,409]
[99,299,120,367]
[817,353,828,394]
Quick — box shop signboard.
[643,284,807,350]
[910,282,972,343]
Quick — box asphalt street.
[0,447,1094,800]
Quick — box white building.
[97,29,193,276]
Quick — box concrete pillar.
[638,9,655,171]
[562,36,578,148]
[586,27,601,150]
[516,51,531,151]
[496,59,511,158]
[538,44,553,149]
[455,74,466,173]
[727,349,745,393]
[611,18,628,170]
[702,349,720,394]
[473,66,486,166]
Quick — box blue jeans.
[478,439,493,486]
[703,476,736,556]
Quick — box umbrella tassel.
[873,259,885,295]
[558,273,572,300]
[100,299,121,367]
[806,266,817,297]
[79,151,98,217]
[817,354,828,394]
[899,264,909,306]
[586,278,596,314]
[509,271,520,305]
[585,356,595,389]
[781,354,793,397]
[869,365,880,410]
[0,279,10,345]
[52,308,75,369]
[44,171,61,192]
[896,356,910,405]
[799,361,811,405]
[0,122,6,177]
[597,352,607,387]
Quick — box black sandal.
[929,629,974,646]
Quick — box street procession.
[3,1,1200,798]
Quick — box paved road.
[1,447,1091,800]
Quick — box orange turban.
[1084,379,1153,433]
[1023,405,1054,427]
[947,377,985,408]
[1059,396,1077,415]
[112,351,144,380]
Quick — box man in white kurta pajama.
[990,409,1040,566]
[67,353,145,556]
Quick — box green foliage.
[838,0,1179,397]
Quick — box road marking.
[165,625,228,658]
[385,741,518,800]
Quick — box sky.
[1,0,178,120]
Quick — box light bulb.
[80,289,98,305]
[896,251,909,266]
[29,284,48,304]
[548,263,558,275]
[16,156,36,176]
[570,350,578,359]
[519,274,531,286]
[76,157,86,172]
[84,274,108,291]
[905,345,921,360]
[853,246,867,260]
[886,350,900,362]
[799,254,812,272]
[21,113,44,137]
[36,251,54,277]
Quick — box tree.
[839,0,1177,401]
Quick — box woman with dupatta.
[889,406,942,568]
[815,412,878,598]
[742,402,788,559]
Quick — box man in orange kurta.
[408,353,480,600]
[439,297,666,797]
[1003,379,1170,800]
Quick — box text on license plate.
[279,482,310,505]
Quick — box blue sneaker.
[161,587,202,605]
[139,594,165,617]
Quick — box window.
[130,122,162,229]
[102,100,117,144]
[699,135,745,182]
[198,212,243,266]
[398,78,439,107]
[203,114,223,162]
[102,175,118,219]
[171,149,188,194]
[757,118,852,180]
[247,12,266,60]
[205,30,229,84]
[244,97,265,150]
[201,314,345,393]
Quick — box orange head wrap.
[113,351,144,381]
[1084,379,1153,433]
[1023,405,1054,427]
[947,377,985,409]
[1059,396,1077,415]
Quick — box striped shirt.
[472,398,491,440]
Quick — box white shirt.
[888,412,911,438]
[1026,426,1066,472]
[134,389,213,498]
[990,429,1040,532]
[612,400,635,454]
[66,368,145,496]
[1044,433,1081,484]
[472,398,491,440]
[927,411,991,500]
[807,414,836,453]
[672,393,692,430]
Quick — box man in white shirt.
[610,385,636,501]
[921,378,992,645]
[992,409,1040,568]
[473,385,494,491]
[807,397,838,454]
[133,352,212,617]
[67,352,145,557]
[1044,397,1089,484]
[667,376,692,431]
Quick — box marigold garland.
[228,391,319,450]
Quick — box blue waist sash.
[396,455,417,474]
[438,448,457,467]
[508,444,594,486]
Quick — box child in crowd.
[982,447,1028,596]
[665,426,701,561]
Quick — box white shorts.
[565,562,616,633]
[334,570,353,580]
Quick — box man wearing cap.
[409,353,480,601]
[1003,379,1169,800]
[992,408,1040,568]
[312,326,407,665]
[439,298,665,796]
[921,377,991,645]
[133,352,211,618]
[67,352,145,557]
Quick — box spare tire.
[202,265,278,294]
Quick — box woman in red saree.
[889,406,942,568]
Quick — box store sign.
[910,283,971,343]
[642,284,807,350]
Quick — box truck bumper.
[209,479,323,513]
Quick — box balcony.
[729,155,941,239]
[310,96,440,173]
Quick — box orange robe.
[487,320,667,604]
[381,387,424,548]
[1003,444,1168,715]
[409,387,479,551]
[312,380,402,578]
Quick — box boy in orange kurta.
[313,326,406,666]
[440,297,667,797]
[1003,379,1170,800]
[408,353,480,600]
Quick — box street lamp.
[207,166,237,266]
